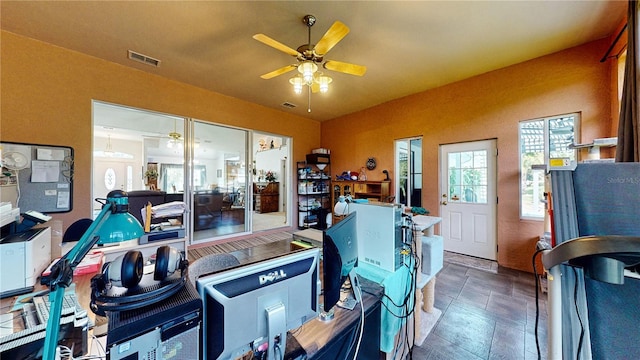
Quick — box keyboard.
[31,293,77,325]
[1,293,91,357]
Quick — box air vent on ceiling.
[281,102,297,109]
[127,50,161,67]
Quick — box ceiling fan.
[165,120,183,148]
[253,14,366,107]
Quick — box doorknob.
[441,201,448,205]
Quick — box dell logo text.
[259,270,287,285]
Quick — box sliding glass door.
[191,121,250,242]
[93,101,267,244]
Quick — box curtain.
[617,0,640,162]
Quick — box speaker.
[90,245,189,316]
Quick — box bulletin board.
[0,141,74,213]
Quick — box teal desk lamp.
[41,190,144,360]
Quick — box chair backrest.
[188,253,240,287]
[63,218,93,242]
[550,162,640,359]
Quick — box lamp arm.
[42,201,115,360]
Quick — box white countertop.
[411,215,442,231]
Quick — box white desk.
[62,236,186,262]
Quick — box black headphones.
[90,245,189,316]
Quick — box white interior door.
[439,139,497,260]
[93,160,132,198]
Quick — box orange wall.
[322,39,613,272]
[608,18,627,160]
[1,30,617,272]
[1,31,320,230]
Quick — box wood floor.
[414,261,548,360]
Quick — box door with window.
[439,139,497,260]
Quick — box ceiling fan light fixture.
[105,135,114,156]
[298,61,318,84]
[289,75,304,94]
[317,74,332,93]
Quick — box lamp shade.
[298,61,318,84]
[333,196,349,216]
[289,75,304,94]
[317,74,332,93]
[95,190,144,245]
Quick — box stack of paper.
[0,202,12,213]
[151,201,186,218]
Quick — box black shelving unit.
[297,154,331,229]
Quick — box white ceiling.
[1,1,627,122]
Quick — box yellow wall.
[1,31,320,230]
[322,39,613,272]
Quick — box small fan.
[1,151,29,171]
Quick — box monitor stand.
[266,302,287,360]
[318,270,362,322]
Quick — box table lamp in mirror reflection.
[41,190,144,360]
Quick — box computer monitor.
[196,247,320,360]
[323,211,361,313]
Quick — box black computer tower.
[105,279,202,360]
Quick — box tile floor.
[413,261,548,360]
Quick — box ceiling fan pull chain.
[308,86,312,113]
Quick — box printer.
[0,227,51,298]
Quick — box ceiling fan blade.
[253,34,300,57]
[314,21,350,56]
[260,65,297,79]
[323,60,367,76]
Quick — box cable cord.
[390,221,419,360]
[274,342,283,360]
[339,321,359,360]
[350,284,365,360]
[56,343,106,360]
[14,171,22,209]
[532,248,545,360]
[572,267,585,360]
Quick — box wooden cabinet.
[331,180,391,223]
[297,156,331,229]
[254,182,279,213]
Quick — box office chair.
[188,253,240,287]
[62,218,93,242]
[546,162,640,359]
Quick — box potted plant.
[265,170,276,182]
[144,168,158,181]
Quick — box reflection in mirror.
[92,101,291,243]
[252,132,290,232]
[395,137,422,207]
[191,121,250,241]
[93,103,250,241]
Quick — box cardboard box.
[306,153,330,164]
